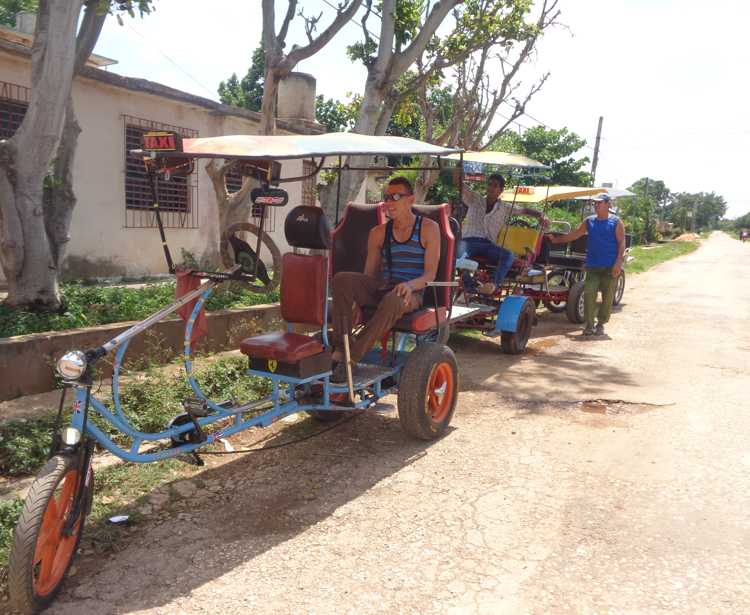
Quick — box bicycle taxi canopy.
[445,150,549,170]
[133,131,463,278]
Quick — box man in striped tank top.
[550,193,626,336]
[330,177,441,381]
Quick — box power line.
[125,22,217,98]
[498,100,597,153]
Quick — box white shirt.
[462,187,513,242]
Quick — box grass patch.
[0,457,196,585]
[0,499,24,572]
[0,282,279,338]
[626,241,700,274]
[0,356,270,477]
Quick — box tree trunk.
[318,79,390,222]
[259,67,279,135]
[0,0,83,309]
[43,97,80,271]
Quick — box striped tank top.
[381,216,426,284]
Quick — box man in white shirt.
[456,172,537,295]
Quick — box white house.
[0,14,323,283]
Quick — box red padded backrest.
[281,253,327,326]
[331,202,386,276]
[411,203,455,308]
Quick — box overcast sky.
[94,0,749,217]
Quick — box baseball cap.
[592,193,611,202]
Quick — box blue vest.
[382,216,426,283]
[585,215,619,268]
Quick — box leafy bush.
[0,357,270,476]
[0,498,23,569]
[0,416,58,476]
[0,282,279,338]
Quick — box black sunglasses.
[384,192,412,201]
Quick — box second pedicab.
[453,183,605,345]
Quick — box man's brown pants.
[331,272,421,362]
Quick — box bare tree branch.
[74,1,107,73]
[278,0,297,43]
[285,0,363,68]
[478,72,549,150]
[391,0,461,77]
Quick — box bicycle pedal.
[183,397,210,417]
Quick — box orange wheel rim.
[427,362,454,422]
[33,469,81,597]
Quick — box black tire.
[542,270,568,313]
[397,343,458,440]
[500,298,536,354]
[9,454,93,614]
[566,280,586,324]
[613,270,625,306]
[308,410,347,423]
[220,222,282,293]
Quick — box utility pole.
[590,116,603,185]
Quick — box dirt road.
[48,233,749,614]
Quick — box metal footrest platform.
[448,304,496,324]
[347,363,396,388]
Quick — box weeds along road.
[48,233,750,615]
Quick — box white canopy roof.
[445,150,549,169]
[574,187,636,200]
[176,132,461,160]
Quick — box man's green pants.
[583,267,616,329]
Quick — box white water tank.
[277,72,316,122]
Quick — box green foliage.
[0,357,270,477]
[544,205,580,229]
[618,195,658,245]
[627,241,700,274]
[218,45,265,111]
[0,416,57,475]
[315,94,359,132]
[491,126,592,186]
[0,498,24,569]
[0,0,36,27]
[730,210,750,230]
[0,282,279,338]
[666,192,727,231]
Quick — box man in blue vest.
[549,193,626,336]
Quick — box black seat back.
[331,202,386,276]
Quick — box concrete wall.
[0,54,307,282]
[0,304,282,401]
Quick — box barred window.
[123,115,199,229]
[0,81,30,140]
[302,159,316,207]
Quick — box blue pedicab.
[8,132,502,614]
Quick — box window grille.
[302,159,316,207]
[0,81,30,140]
[123,115,199,229]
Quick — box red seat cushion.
[239,331,324,362]
[393,307,446,333]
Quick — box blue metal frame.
[63,273,411,464]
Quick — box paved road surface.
[47,233,749,614]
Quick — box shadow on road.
[449,311,637,401]
[57,413,447,613]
